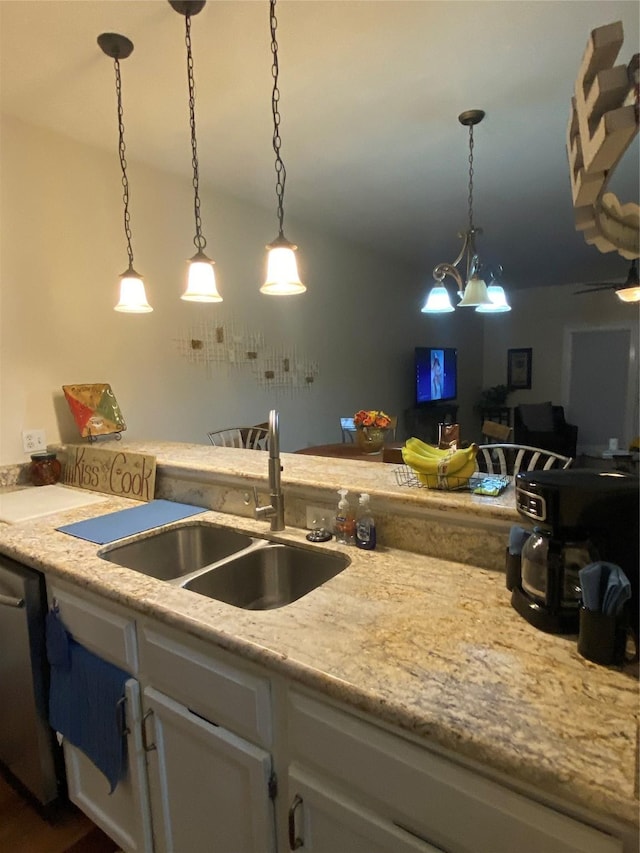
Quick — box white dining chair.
[207,426,269,450]
[476,443,573,478]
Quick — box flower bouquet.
[353,410,391,453]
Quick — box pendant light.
[170,1,222,303]
[422,110,507,314]
[261,0,306,295]
[98,33,152,314]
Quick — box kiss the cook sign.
[63,445,156,502]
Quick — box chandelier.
[421,110,510,314]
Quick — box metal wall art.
[175,316,319,393]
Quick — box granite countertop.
[85,440,521,523]
[0,485,637,833]
[0,443,637,833]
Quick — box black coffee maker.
[512,469,639,634]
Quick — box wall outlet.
[22,429,46,453]
[306,505,336,531]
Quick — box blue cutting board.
[57,500,207,544]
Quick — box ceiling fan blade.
[574,261,639,295]
[573,284,618,295]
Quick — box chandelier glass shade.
[422,109,509,315]
[476,283,511,312]
[262,0,305,296]
[98,32,153,314]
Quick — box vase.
[356,427,386,454]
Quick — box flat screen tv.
[415,347,457,404]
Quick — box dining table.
[294,442,404,463]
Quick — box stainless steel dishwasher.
[0,554,62,806]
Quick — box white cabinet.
[287,690,624,853]
[138,623,277,853]
[288,766,442,852]
[143,687,275,853]
[64,678,153,853]
[47,583,153,853]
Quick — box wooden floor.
[0,770,119,853]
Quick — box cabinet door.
[288,767,443,853]
[64,678,153,853]
[143,686,275,853]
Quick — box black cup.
[505,547,521,591]
[577,607,627,666]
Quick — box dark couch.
[513,403,578,459]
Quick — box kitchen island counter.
[0,444,637,843]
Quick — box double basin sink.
[99,523,349,611]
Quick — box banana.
[401,446,450,474]
[402,442,478,487]
[440,443,478,476]
[405,437,451,458]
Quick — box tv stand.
[404,404,459,443]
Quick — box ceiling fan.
[574,260,640,303]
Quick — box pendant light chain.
[184,12,206,252]
[114,56,134,268]
[270,0,286,238]
[467,123,475,233]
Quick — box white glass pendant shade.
[457,274,492,307]
[115,267,152,313]
[261,243,306,295]
[476,284,511,312]
[181,252,222,302]
[616,285,640,303]
[421,285,455,313]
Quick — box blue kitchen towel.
[508,524,531,556]
[46,607,71,670]
[48,611,129,793]
[579,561,628,613]
[56,499,207,544]
[602,565,631,617]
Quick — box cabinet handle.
[0,592,25,608]
[142,708,156,752]
[288,794,304,850]
[116,696,130,737]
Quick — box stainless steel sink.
[99,524,255,581]
[181,543,349,610]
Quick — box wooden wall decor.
[62,444,156,501]
[567,21,639,259]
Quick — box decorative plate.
[62,383,127,440]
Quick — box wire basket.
[393,465,510,494]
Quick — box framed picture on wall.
[507,348,532,390]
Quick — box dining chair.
[207,426,269,450]
[481,420,513,443]
[340,418,357,442]
[476,443,573,478]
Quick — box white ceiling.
[1,0,638,291]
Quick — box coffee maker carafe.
[513,469,639,635]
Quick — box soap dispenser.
[335,489,355,545]
[356,492,376,550]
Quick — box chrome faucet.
[253,409,285,531]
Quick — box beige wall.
[4,117,632,467]
[0,116,484,463]
[481,285,639,449]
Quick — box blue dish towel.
[47,609,129,793]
